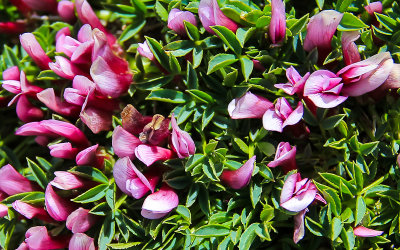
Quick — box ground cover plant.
[0,0,400,249]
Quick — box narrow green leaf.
[341,228,355,250]
[201,107,215,130]
[176,205,191,222]
[186,90,214,104]
[289,14,309,36]
[359,141,379,155]
[146,89,189,103]
[26,158,48,189]
[107,242,142,249]
[321,114,346,130]
[233,138,249,154]
[155,1,168,21]
[194,225,230,237]
[186,62,198,89]
[99,214,115,250]
[250,182,262,208]
[146,36,170,71]
[69,166,108,184]
[207,54,238,74]
[240,56,253,81]
[355,196,366,225]
[119,20,146,43]
[35,157,52,171]
[331,217,343,241]
[211,26,242,55]
[338,12,368,31]
[184,21,200,41]
[238,223,262,250]
[72,184,109,203]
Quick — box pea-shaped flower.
[220,156,255,189]
[198,0,238,34]
[168,9,197,36]
[170,114,195,158]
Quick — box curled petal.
[40,119,90,147]
[49,142,79,159]
[293,209,307,244]
[49,56,85,80]
[2,66,20,81]
[171,114,195,158]
[58,1,76,23]
[24,226,69,250]
[220,156,255,189]
[282,102,303,127]
[168,9,198,36]
[12,200,52,222]
[66,208,97,233]
[0,204,8,217]
[121,104,153,135]
[2,80,21,94]
[80,106,112,134]
[198,0,238,34]
[16,95,44,122]
[76,144,98,166]
[269,0,286,44]
[45,184,77,221]
[353,226,384,237]
[280,185,317,212]
[280,173,301,204]
[228,91,273,119]
[341,31,361,65]
[0,164,37,195]
[112,126,142,159]
[37,88,80,117]
[141,185,179,219]
[50,171,86,190]
[262,108,284,132]
[135,144,174,167]
[364,2,382,16]
[20,33,52,70]
[69,233,95,250]
[268,142,297,173]
[137,41,154,61]
[21,0,58,13]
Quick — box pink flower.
[0,204,8,217]
[69,233,95,250]
[303,10,343,63]
[170,114,195,158]
[168,9,198,36]
[275,66,310,96]
[113,157,160,199]
[75,144,99,166]
[228,92,273,119]
[364,2,382,17]
[22,0,58,13]
[269,0,286,44]
[303,70,347,108]
[37,88,81,117]
[141,184,179,219]
[2,66,20,81]
[48,142,79,159]
[220,156,255,189]
[80,105,113,134]
[198,0,238,34]
[66,208,97,233]
[137,41,155,61]
[20,33,52,70]
[262,97,303,132]
[135,144,174,167]
[0,164,38,195]
[268,142,297,173]
[353,226,384,237]
[337,52,394,96]
[45,184,77,221]
[16,94,44,122]
[0,21,26,34]
[49,56,86,80]
[112,126,142,159]
[50,171,87,190]
[57,1,76,23]
[121,104,153,135]
[341,31,361,65]
[12,200,53,222]
[280,173,320,212]
[23,226,70,250]
[293,209,307,244]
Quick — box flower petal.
[220,156,255,189]
[135,144,174,167]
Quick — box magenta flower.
[57,1,76,23]
[22,226,70,250]
[50,171,88,190]
[66,208,97,233]
[275,66,310,96]
[220,156,255,189]
[16,94,44,122]
[228,91,273,119]
[198,0,238,34]
[303,70,347,108]
[364,1,383,17]
[112,126,142,159]
[113,157,160,199]
[48,142,79,159]
[45,184,77,221]
[303,10,343,63]
[12,200,53,222]
[49,56,86,80]
[262,97,303,132]
[293,208,307,244]
[168,9,198,36]
[138,41,155,61]
[22,0,58,13]
[80,104,113,134]
[0,21,26,34]
[268,142,297,173]
[353,226,384,237]
[37,88,81,117]
[337,52,394,96]
[69,233,95,250]
[135,144,174,167]
[269,0,286,44]
[280,173,320,212]
[2,66,20,81]
[341,31,361,65]
[76,144,101,166]
[141,184,179,219]
[20,33,52,70]
[0,164,38,195]
[170,114,195,158]
[0,204,8,217]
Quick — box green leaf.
[203,160,220,181]
[36,70,61,81]
[35,157,52,171]
[119,20,146,43]
[359,141,379,155]
[194,225,230,237]
[201,106,215,130]
[130,0,147,15]
[338,12,368,31]
[207,54,238,74]
[176,205,191,222]
[107,242,142,249]
[305,217,324,236]
[211,26,242,55]
[240,56,253,81]
[336,0,353,13]
[250,182,262,208]
[355,196,366,225]
[236,27,256,47]
[155,1,168,21]
[233,138,249,154]
[186,90,214,104]
[3,45,20,68]
[319,173,356,195]
[193,46,203,68]
[323,189,341,217]
[146,36,170,71]
[289,14,309,36]
[185,154,206,172]
[321,114,346,130]
[341,228,355,250]
[26,158,48,189]
[316,0,324,9]
[99,214,115,250]
[72,184,109,203]
[331,217,343,241]
[375,13,397,31]
[146,89,189,103]
[186,184,199,207]
[186,62,198,89]
[21,192,45,205]
[69,166,108,184]
[90,202,110,216]
[135,75,174,90]
[238,223,263,250]
[198,184,210,216]
[184,21,200,41]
